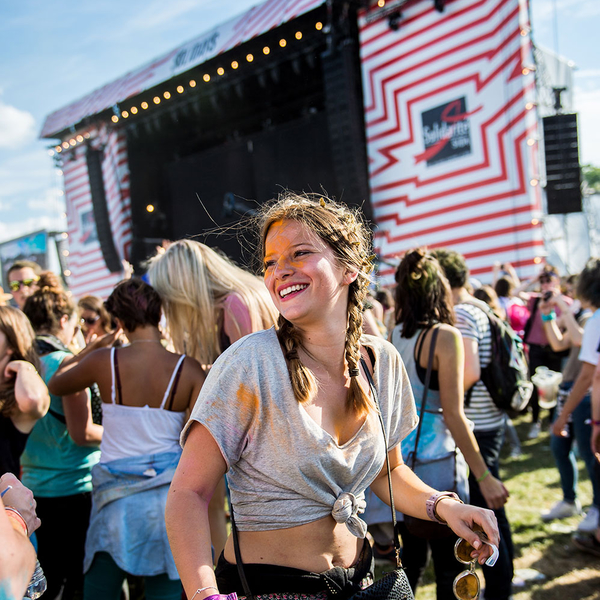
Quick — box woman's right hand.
[0,473,41,534]
[478,473,509,509]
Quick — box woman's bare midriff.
[223,515,364,573]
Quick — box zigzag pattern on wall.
[62,125,132,299]
[359,0,542,282]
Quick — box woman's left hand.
[436,499,499,565]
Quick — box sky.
[0,0,598,245]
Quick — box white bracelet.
[190,586,218,600]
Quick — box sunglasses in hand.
[453,528,499,600]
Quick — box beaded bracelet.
[541,311,556,322]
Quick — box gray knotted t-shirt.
[182,327,417,534]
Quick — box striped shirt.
[455,299,505,432]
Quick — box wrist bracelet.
[592,420,600,426]
[476,468,491,483]
[5,507,28,536]
[541,311,556,322]
[190,587,218,600]
[426,491,463,524]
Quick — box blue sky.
[0,0,598,243]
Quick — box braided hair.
[258,192,374,416]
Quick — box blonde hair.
[258,191,374,415]
[147,240,278,365]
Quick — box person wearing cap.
[7,261,42,310]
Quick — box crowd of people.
[0,193,598,600]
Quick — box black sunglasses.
[80,316,100,326]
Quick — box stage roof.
[40,0,325,139]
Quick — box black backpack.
[463,300,533,417]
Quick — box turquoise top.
[21,351,100,497]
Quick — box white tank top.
[100,348,187,463]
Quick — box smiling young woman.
[165,192,500,600]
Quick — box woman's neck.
[125,325,162,344]
[296,322,348,374]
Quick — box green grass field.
[406,415,600,600]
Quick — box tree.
[582,164,600,195]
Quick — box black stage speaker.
[543,114,582,214]
[322,40,372,220]
[86,147,123,273]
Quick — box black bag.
[463,300,533,418]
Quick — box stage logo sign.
[420,97,472,167]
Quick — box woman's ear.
[343,269,359,286]
[59,313,70,329]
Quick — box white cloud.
[574,87,600,166]
[27,187,65,212]
[125,0,201,31]
[0,102,36,149]
[0,214,67,244]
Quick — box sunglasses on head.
[9,278,39,292]
[80,315,100,326]
[453,531,499,600]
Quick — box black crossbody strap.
[229,504,255,600]
[409,327,439,470]
[360,354,403,569]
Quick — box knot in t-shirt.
[331,492,367,538]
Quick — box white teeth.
[279,284,308,298]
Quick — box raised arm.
[166,422,227,599]
[436,327,509,509]
[48,349,107,397]
[5,360,50,433]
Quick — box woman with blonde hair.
[165,193,498,600]
[147,239,278,559]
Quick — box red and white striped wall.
[62,124,132,300]
[359,0,543,283]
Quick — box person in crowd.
[573,353,600,556]
[433,248,515,600]
[516,266,572,439]
[20,284,103,600]
[550,258,600,535]
[387,248,508,599]
[7,260,41,310]
[165,193,499,600]
[78,296,113,345]
[0,306,50,476]
[492,264,529,338]
[147,238,278,560]
[473,285,505,320]
[375,287,395,337]
[0,473,41,599]
[48,278,206,600]
[472,285,523,459]
[538,278,595,525]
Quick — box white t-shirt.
[578,308,600,366]
[182,327,418,533]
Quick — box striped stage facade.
[61,125,132,299]
[358,0,543,283]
